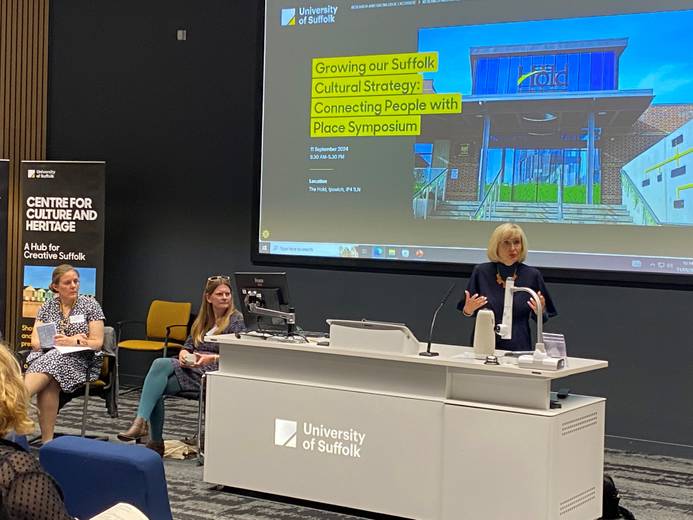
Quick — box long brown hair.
[0,343,34,436]
[189,278,236,346]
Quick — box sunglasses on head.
[206,275,231,285]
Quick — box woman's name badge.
[69,314,86,324]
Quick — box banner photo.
[0,160,8,337]
[17,161,105,348]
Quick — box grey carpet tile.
[28,389,693,520]
[605,451,693,520]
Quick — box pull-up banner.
[17,161,105,348]
[0,160,8,337]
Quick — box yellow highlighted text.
[311,116,421,137]
[312,52,438,78]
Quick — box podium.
[203,328,607,520]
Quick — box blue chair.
[39,436,172,520]
[3,432,29,451]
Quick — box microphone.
[420,282,456,357]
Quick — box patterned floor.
[36,389,693,520]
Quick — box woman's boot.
[117,417,149,442]
[146,439,165,457]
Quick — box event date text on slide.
[308,144,350,161]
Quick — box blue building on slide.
[415,37,693,225]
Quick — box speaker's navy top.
[457,262,557,351]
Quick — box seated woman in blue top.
[458,223,557,351]
[118,276,245,456]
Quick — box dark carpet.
[37,390,693,520]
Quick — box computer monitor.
[232,272,292,333]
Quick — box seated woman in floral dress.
[24,264,105,444]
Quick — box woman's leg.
[25,372,60,443]
[36,377,61,443]
[118,358,177,441]
[24,371,52,397]
[136,358,176,420]
[148,374,182,442]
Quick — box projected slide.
[258,0,693,280]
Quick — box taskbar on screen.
[258,241,693,276]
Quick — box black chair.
[165,372,207,465]
[58,325,119,437]
[21,326,118,445]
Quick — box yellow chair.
[116,300,192,357]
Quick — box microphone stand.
[419,282,456,357]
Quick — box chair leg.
[197,373,206,465]
[114,347,121,412]
[82,382,90,437]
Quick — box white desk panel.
[204,334,608,519]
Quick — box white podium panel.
[441,397,605,520]
[203,335,608,519]
[218,342,448,399]
[327,319,420,354]
[448,367,551,409]
[205,374,444,519]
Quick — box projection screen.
[255,0,693,286]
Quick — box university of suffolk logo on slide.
[281,8,296,26]
[281,5,338,27]
[274,418,297,448]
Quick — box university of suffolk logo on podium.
[274,418,297,448]
[274,417,366,457]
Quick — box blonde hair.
[190,279,236,346]
[50,264,79,293]
[0,343,34,436]
[487,223,528,263]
